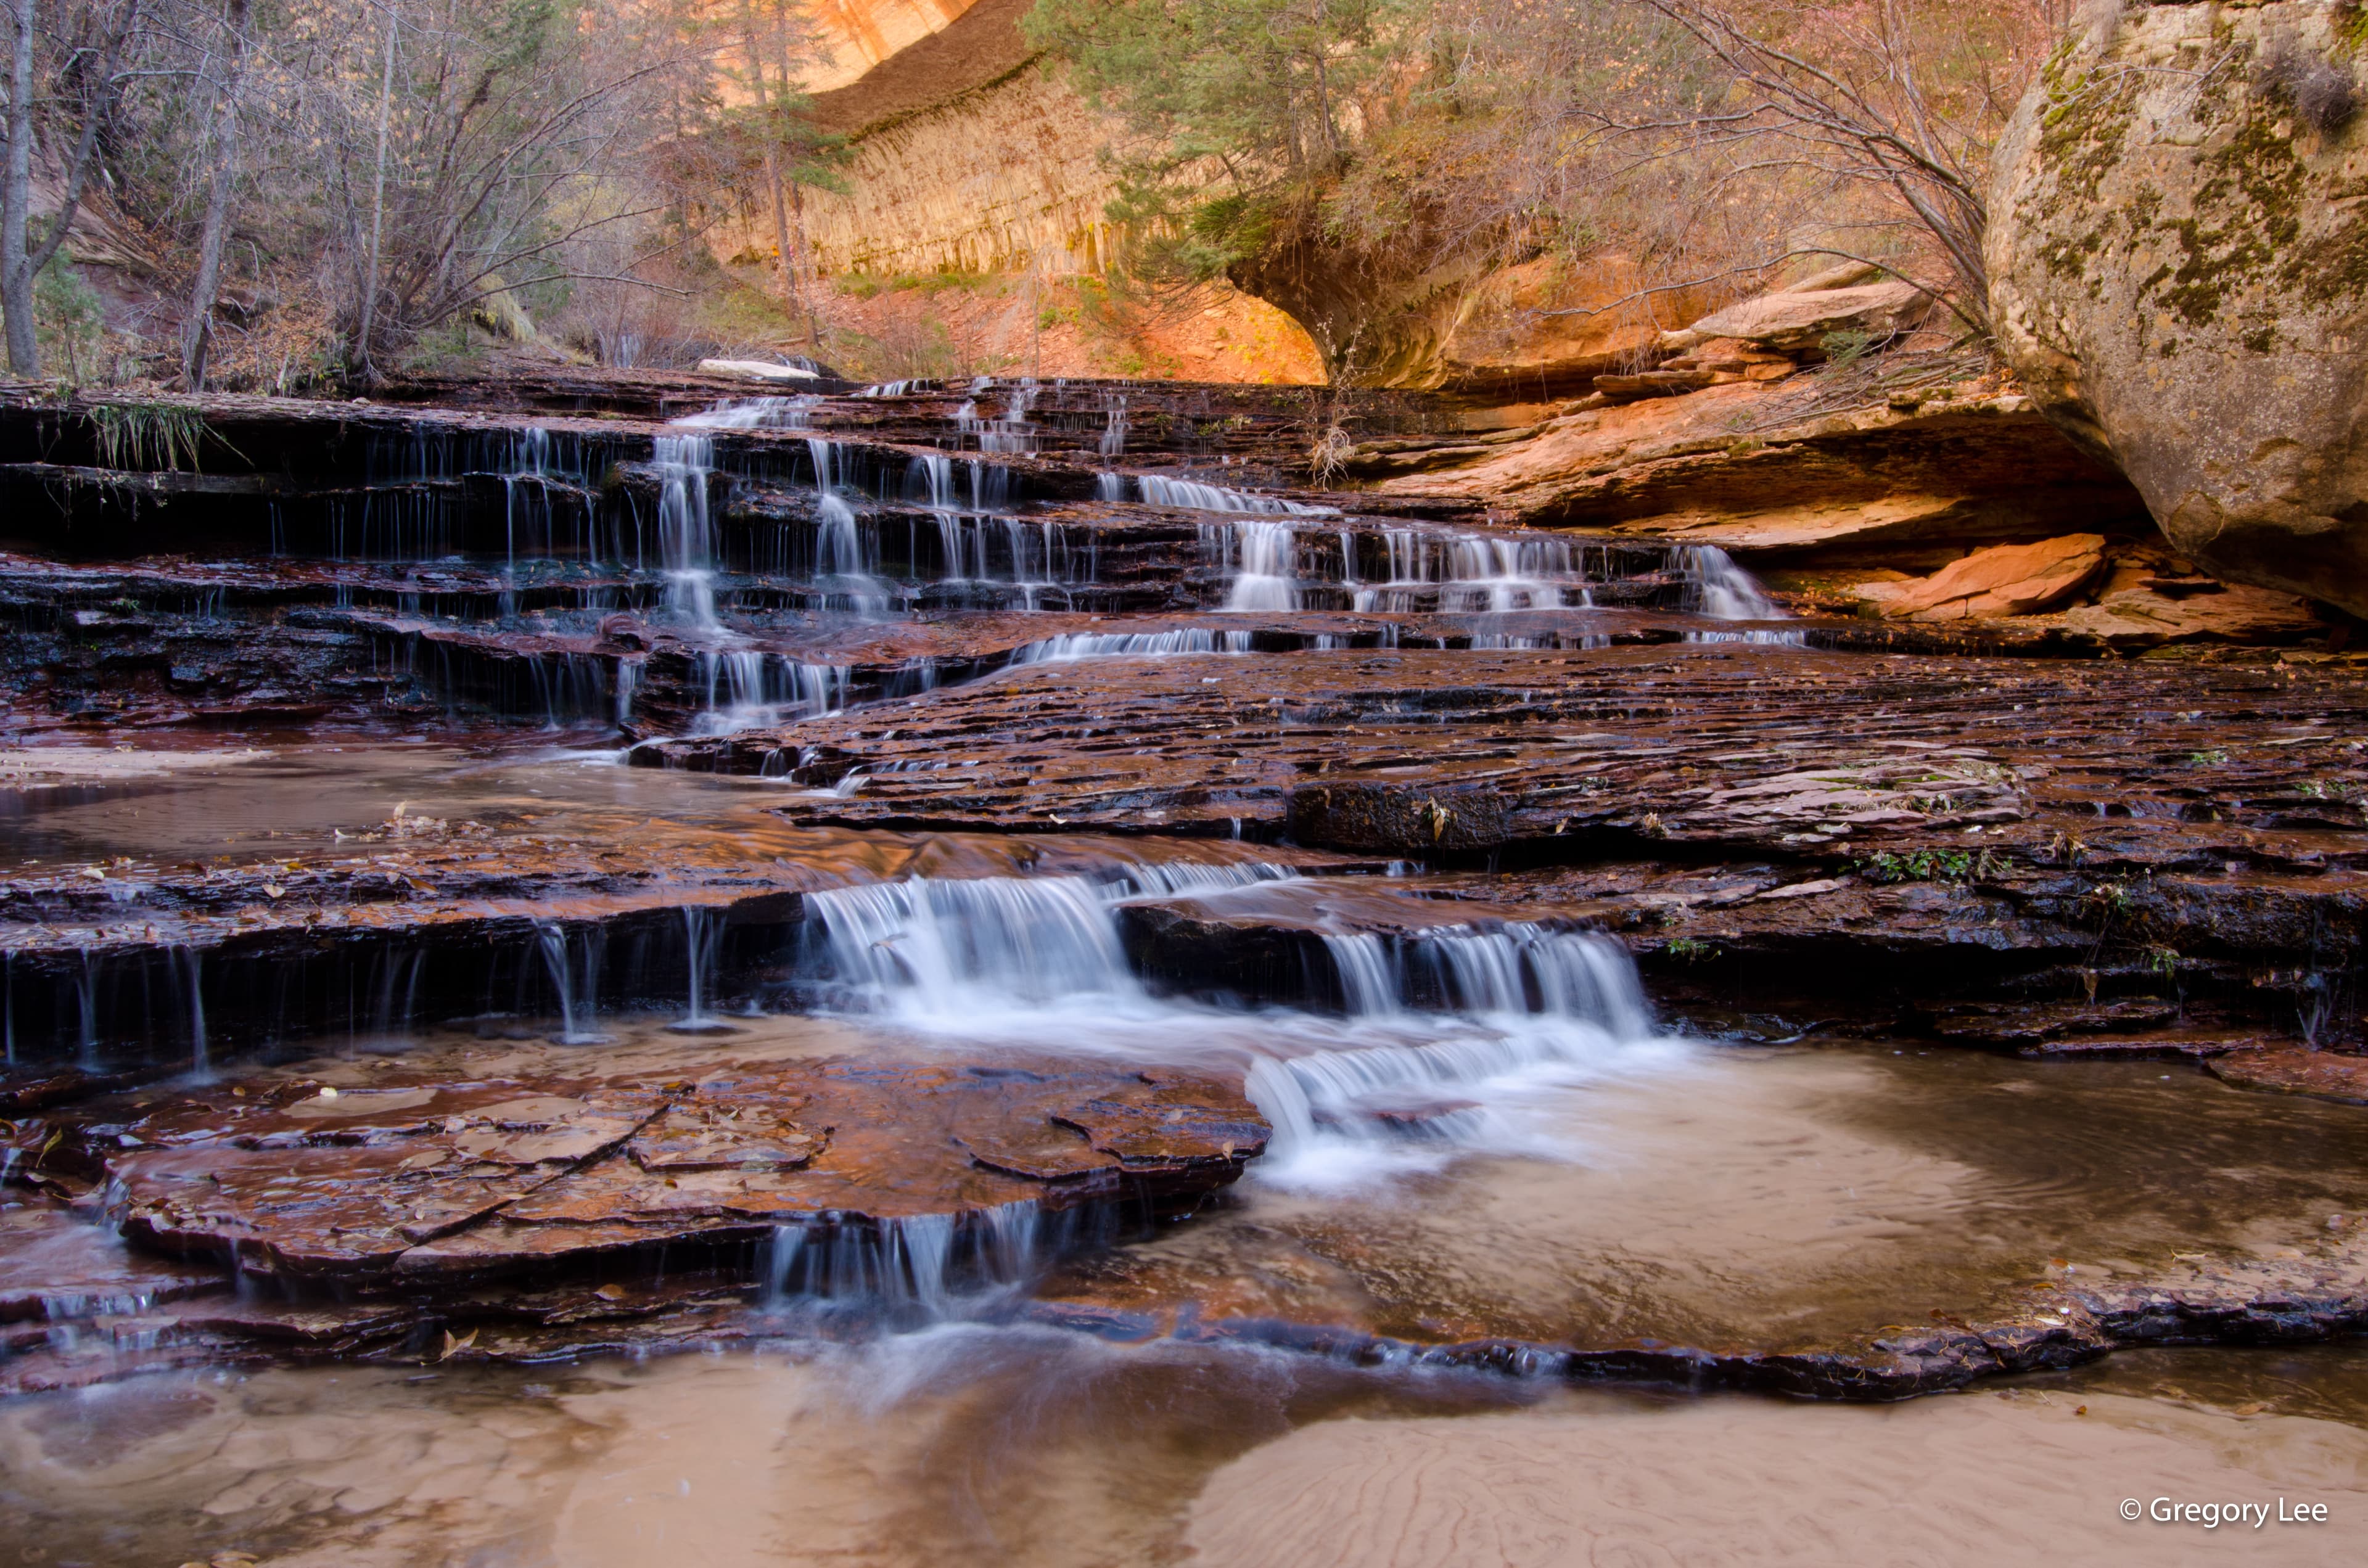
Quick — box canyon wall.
[796,0,1121,277]
[798,0,983,94]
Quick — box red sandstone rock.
[2206,1050,2368,1106]
[1883,535,2109,621]
[102,1061,1267,1285]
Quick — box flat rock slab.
[2208,1051,2368,1106]
[82,1059,1265,1286]
[635,644,2368,866]
[0,1201,228,1320]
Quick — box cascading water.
[672,905,731,1033]
[802,869,1685,1190]
[1682,544,1780,619]
[691,651,850,733]
[1675,544,1806,646]
[806,436,890,615]
[652,433,721,631]
[178,946,208,1076]
[678,396,818,431]
[1009,629,1252,663]
[535,922,607,1045]
[759,1197,1083,1320]
[1209,522,1302,612]
[1140,475,1334,516]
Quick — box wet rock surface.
[2,370,2367,1432]
[1,1047,1263,1385]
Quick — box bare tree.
[179,0,249,388]
[1622,0,2017,335]
[1,0,141,376]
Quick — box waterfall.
[535,922,607,1045]
[75,953,97,1067]
[976,380,1039,454]
[1095,472,1127,503]
[1320,933,1402,1017]
[966,459,1009,511]
[499,427,549,597]
[811,876,1140,1016]
[691,651,849,733]
[760,1198,1062,1318]
[679,396,817,430]
[1098,395,1127,458]
[652,433,720,631]
[807,437,889,614]
[672,906,728,1033]
[1338,527,1596,614]
[614,658,642,726]
[1682,544,1782,619]
[178,946,208,1075]
[1206,521,1302,611]
[1241,926,1667,1184]
[807,864,1294,1022]
[1139,475,1334,516]
[1009,629,1251,663]
[791,864,1686,1192]
[908,453,955,511]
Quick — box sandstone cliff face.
[1988,0,2368,617]
[1371,374,2150,561]
[792,0,1116,276]
[799,0,982,94]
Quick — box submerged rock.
[1988,0,2368,616]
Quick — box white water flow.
[652,434,720,631]
[806,437,890,615]
[533,922,607,1045]
[1677,544,1808,646]
[805,870,1685,1190]
[760,1196,1055,1316]
[1684,544,1782,619]
[1201,521,1603,614]
[497,426,549,616]
[1211,522,1302,611]
[178,946,208,1076]
[974,380,1040,454]
[1140,474,1335,516]
[672,905,731,1033]
[690,649,850,733]
[1009,628,1252,663]
[676,396,818,431]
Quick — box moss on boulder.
[1988,0,2368,615]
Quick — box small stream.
[1,390,2361,1566]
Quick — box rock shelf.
[2,374,2366,1418]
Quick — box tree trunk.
[2,0,39,375]
[181,0,252,390]
[357,5,398,380]
[2,0,141,378]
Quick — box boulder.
[1663,280,1934,356]
[1881,535,2109,620]
[1987,0,2368,618]
[2050,581,2322,649]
